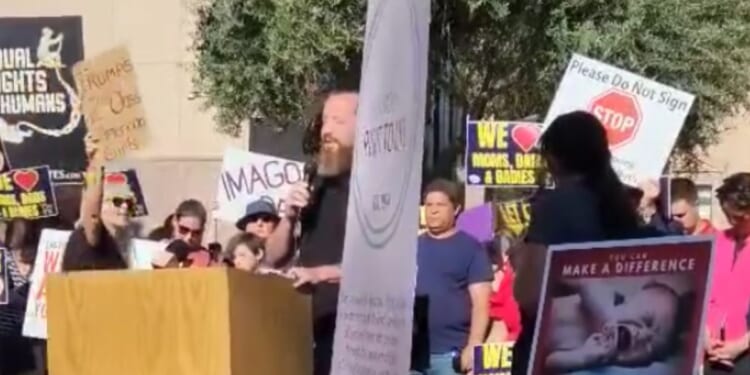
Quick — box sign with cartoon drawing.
[0,17,86,184]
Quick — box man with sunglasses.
[235,198,280,240]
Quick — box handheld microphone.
[300,160,319,217]
[304,160,318,192]
[166,240,191,264]
[293,161,319,258]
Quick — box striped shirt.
[0,252,28,336]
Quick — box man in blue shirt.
[415,179,493,375]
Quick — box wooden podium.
[47,268,312,375]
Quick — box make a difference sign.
[543,54,695,186]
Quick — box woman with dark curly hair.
[704,173,750,374]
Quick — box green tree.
[193,0,750,160]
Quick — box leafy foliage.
[193,0,750,158]
[192,0,364,134]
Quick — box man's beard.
[317,142,353,177]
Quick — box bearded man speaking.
[265,85,357,375]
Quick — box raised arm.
[80,134,104,247]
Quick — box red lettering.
[44,251,60,272]
[35,251,61,300]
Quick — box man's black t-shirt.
[62,227,128,271]
[298,174,349,321]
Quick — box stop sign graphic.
[587,90,642,148]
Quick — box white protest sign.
[129,238,166,270]
[215,148,304,223]
[23,230,164,338]
[23,228,70,339]
[331,1,430,374]
[543,54,695,186]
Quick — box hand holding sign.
[216,149,304,223]
[84,132,103,168]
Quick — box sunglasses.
[107,196,136,215]
[177,225,204,237]
[250,214,277,223]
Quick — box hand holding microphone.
[283,161,317,220]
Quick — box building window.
[696,184,713,220]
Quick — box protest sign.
[0,248,8,305]
[528,236,713,375]
[216,148,303,223]
[0,17,87,184]
[331,1,430,374]
[496,200,531,237]
[465,119,543,187]
[543,54,695,186]
[129,238,165,270]
[474,342,514,375]
[105,169,148,217]
[457,203,495,243]
[0,165,57,219]
[74,45,148,162]
[23,228,70,338]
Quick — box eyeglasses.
[177,225,204,237]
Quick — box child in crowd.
[486,229,522,343]
[223,232,277,275]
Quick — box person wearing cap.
[235,198,281,240]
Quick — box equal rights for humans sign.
[543,54,695,186]
[0,17,87,184]
[215,148,303,223]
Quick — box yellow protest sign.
[473,342,514,375]
[465,120,543,187]
[497,200,531,236]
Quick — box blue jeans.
[411,353,460,375]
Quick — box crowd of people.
[0,84,749,375]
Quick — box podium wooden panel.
[47,268,312,375]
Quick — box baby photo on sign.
[528,238,713,375]
[542,275,695,374]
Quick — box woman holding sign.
[62,134,133,271]
[509,111,643,375]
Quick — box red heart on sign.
[105,172,127,185]
[13,169,39,192]
[511,123,542,153]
